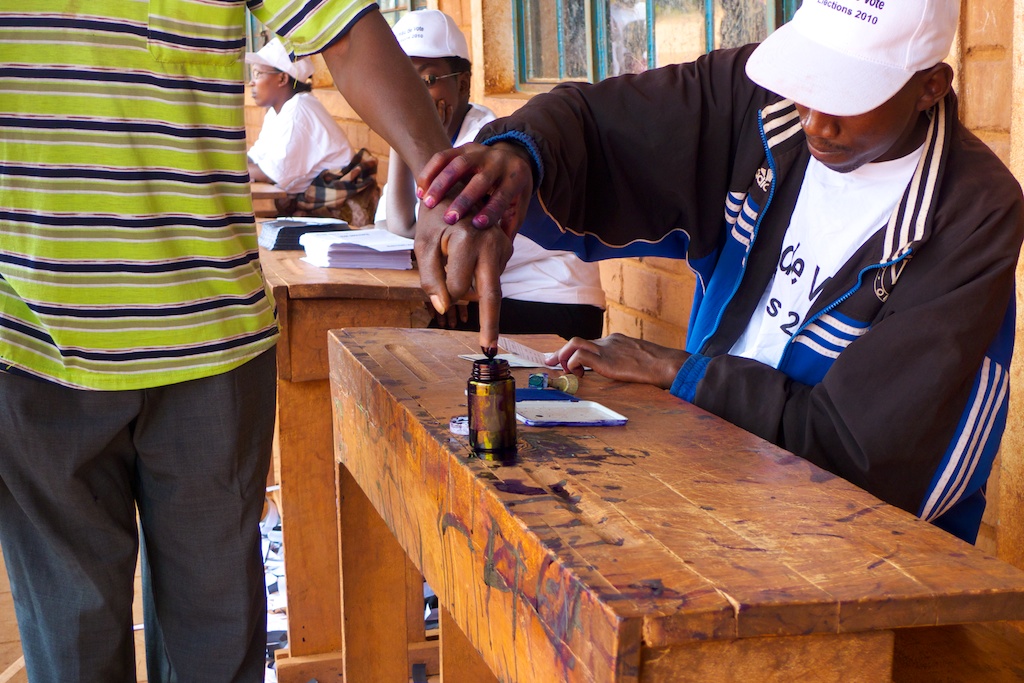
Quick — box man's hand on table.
[545,334,691,390]
[414,198,513,353]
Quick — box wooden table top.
[259,244,426,302]
[329,327,1024,676]
[251,181,288,200]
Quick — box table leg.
[440,605,500,683]
[275,378,342,666]
[339,464,411,682]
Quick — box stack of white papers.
[299,228,414,269]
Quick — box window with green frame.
[515,0,799,85]
[378,0,429,26]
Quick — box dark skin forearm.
[384,148,417,238]
[320,11,449,174]
[247,160,274,185]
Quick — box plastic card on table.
[515,388,578,402]
[515,400,627,427]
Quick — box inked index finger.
[474,248,503,353]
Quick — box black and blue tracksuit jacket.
[480,45,1024,543]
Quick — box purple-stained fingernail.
[415,187,425,199]
[444,211,460,224]
[472,215,489,228]
[423,195,436,208]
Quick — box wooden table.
[258,248,430,681]
[327,327,1024,683]
[251,181,287,217]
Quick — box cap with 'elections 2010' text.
[392,10,470,61]
[745,0,958,117]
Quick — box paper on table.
[497,336,556,367]
[276,216,347,224]
[458,353,551,368]
[299,228,413,269]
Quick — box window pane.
[607,0,648,76]
[652,0,706,67]
[379,0,427,27]
[563,0,590,78]
[521,0,590,81]
[715,0,767,49]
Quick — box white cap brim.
[244,38,314,82]
[745,22,914,117]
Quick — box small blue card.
[515,388,578,402]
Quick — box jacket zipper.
[776,251,912,367]
[696,110,778,353]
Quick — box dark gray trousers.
[0,350,276,682]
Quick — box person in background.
[247,37,354,194]
[0,3,451,681]
[379,9,606,340]
[411,0,1024,544]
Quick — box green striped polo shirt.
[0,0,375,390]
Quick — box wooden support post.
[339,465,411,682]
[276,378,342,658]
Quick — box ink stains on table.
[329,329,1024,683]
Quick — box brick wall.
[999,0,1024,571]
[956,0,1018,561]
[599,258,694,347]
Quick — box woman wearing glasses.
[246,37,354,194]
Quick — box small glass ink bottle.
[467,358,517,461]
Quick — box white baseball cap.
[245,37,314,82]
[746,0,958,117]
[392,10,470,61]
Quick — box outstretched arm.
[383,148,417,238]
[320,11,449,175]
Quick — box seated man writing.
[412,0,1024,543]
[379,10,606,339]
